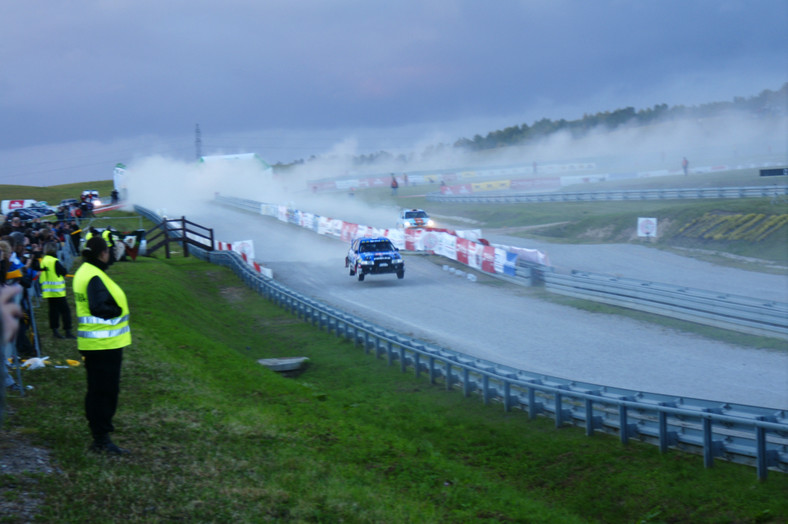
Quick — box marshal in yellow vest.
[72,262,131,350]
[40,255,66,298]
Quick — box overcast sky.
[1,0,786,185]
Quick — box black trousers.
[80,348,123,439]
[47,296,72,331]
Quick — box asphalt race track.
[181,203,788,410]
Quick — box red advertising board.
[456,237,469,265]
[481,245,496,273]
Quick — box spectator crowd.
[1,208,83,392]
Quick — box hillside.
[2,253,786,522]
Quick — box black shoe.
[64,330,76,339]
[53,329,65,339]
[89,439,130,455]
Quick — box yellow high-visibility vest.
[72,262,131,350]
[102,229,114,246]
[40,255,66,298]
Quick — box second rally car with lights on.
[345,237,405,282]
[397,208,434,229]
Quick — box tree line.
[275,83,786,169]
[452,83,786,153]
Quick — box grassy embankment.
[2,252,786,523]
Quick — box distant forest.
[450,83,786,153]
[282,83,786,168]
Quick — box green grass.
[3,254,786,523]
[0,181,115,206]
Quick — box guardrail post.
[555,393,565,428]
[754,418,780,481]
[503,381,512,412]
[414,353,421,378]
[429,356,437,384]
[445,362,453,390]
[658,403,678,453]
[182,217,189,257]
[701,409,727,469]
[482,374,491,405]
[585,398,597,436]
[528,388,541,419]
[386,341,393,366]
[620,403,630,444]
[703,417,715,468]
[462,368,471,397]
[756,425,769,481]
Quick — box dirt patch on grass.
[0,427,59,522]
[219,286,247,303]
[578,225,616,241]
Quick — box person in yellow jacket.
[40,242,75,339]
[101,227,118,265]
[72,236,132,455]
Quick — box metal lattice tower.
[195,124,202,160]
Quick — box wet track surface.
[183,203,788,410]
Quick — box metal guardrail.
[426,185,788,204]
[135,204,788,480]
[527,265,788,340]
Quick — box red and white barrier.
[214,239,273,278]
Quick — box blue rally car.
[345,237,405,282]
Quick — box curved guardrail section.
[426,185,788,204]
[134,205,788,480]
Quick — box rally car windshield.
[360,241,394,253]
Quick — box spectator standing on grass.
[390,174,399,196]
[69,222,81,254]
[72,236,132,455]
[41,242,74,339]
[7,232,37,288]
[102,227,118,266]
[1,283,23,402]
[5,234,37,358]
[682,157,689,176]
